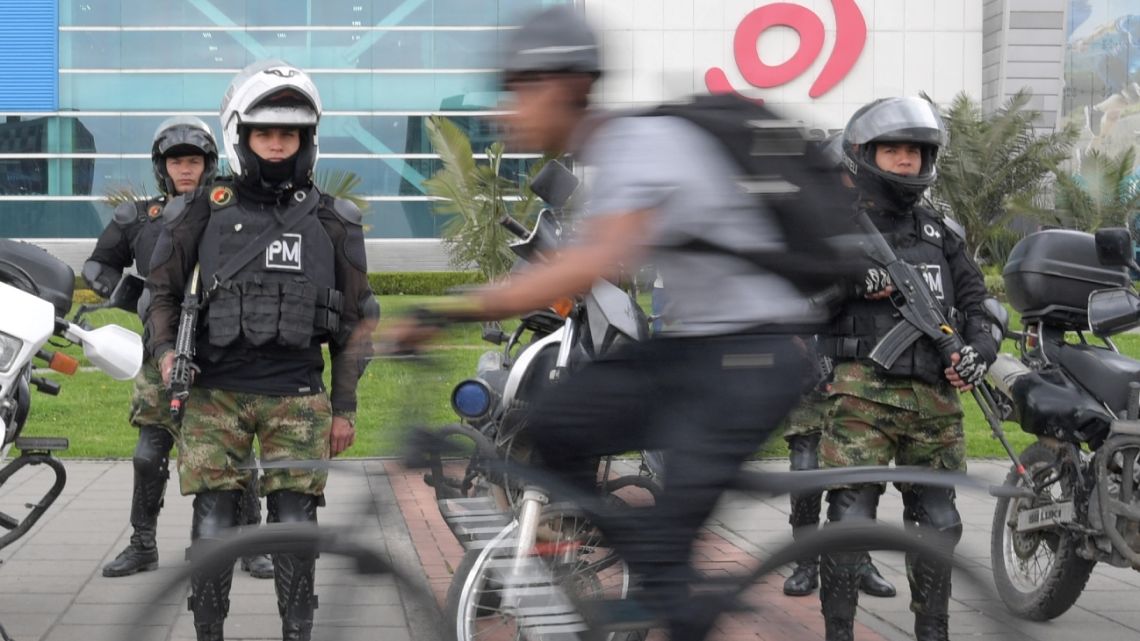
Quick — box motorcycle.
[985,226,1140,621]
[415,161,661,640]
[424,159,660,520]
[0,238,143,558]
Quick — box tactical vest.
[197,185,343,351]
[124,198,167,277]
[821,206,959,385]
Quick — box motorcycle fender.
[501,327,567,409]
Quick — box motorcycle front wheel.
[990,442,1096,621]
[445,507,640,641]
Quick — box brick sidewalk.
[384,461,888,641]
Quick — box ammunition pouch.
[206,280,343,350]
[207,283,242,348]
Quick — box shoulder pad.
[112,201,142,225]
[161,193,193,225]
[330,197,363,226]
[942,215,966,241]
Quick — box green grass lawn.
[19,297,1136,461]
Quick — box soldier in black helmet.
[85,117,274,581]
[780,132,896,601]
[816,98,998,641]
[146,61,377,641]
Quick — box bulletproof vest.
[197,184,343,351]
[822,205,958,385]
[125,198,167,277]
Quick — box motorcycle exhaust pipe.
[986,353,1032,401]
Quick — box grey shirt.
[578,114,826,337]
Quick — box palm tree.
[930,90,1078,264]
[315,168,369,212]
[1047,148,1140,233]
[421,116,550,282]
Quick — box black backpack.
[644,94,864,301]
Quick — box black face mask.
[257,154,297,187]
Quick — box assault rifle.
[854,211,1032,483]
[168,264,201,421]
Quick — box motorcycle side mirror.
[1088,287,1140,337]
[528,160,579,210]
[63,323,143,380]
[108,274,145,312]
[1094,228,1139,271]
[982,297,1010,342]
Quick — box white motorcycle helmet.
[219,59,322,189]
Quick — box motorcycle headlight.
[451,379,497,421]
[0,331,23,373]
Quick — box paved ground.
[0,458,1138,640]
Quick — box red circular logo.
[210,186,233,206]
[705,0,867,103]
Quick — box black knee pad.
[267,491,319,524]
[788,434,821,472]
[133,426,174,479]
[825,486,880,522]
[902,486,962,544]
[190,491,242,542]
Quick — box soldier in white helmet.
[145,60,377,641]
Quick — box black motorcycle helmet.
[842,97,947,211]
[151,116,218,196]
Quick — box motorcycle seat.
[1057,343,1140,416]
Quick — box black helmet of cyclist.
[842,97,947,211]
[501,6,602,85]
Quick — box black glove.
[860,267,891,297]
[953,345,988,386]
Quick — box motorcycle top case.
[0,239,75,318]
[1003,229,1131,329]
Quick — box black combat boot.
[238,467,274,579]
[103,426,173,577]
[784,435,822,596]
[820,552,862,641]
[859,560,896,598]
[269,491,320,641]
[909,555,953,641]
[783,559,819,596]
[188,491,241,641]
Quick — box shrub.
[367,271,485,296]
[73,289,101,305]
[71,272,487,305]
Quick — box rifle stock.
[168,264,200,420]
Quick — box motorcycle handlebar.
[499,214,530,239]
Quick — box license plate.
[1017,502,1075,532]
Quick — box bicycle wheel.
[447,507,638,641]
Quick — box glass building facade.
[0,0,566,239]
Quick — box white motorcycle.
[0,239,142,575]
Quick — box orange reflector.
[550,297,574,318]
[49,353,79,376]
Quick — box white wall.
[580,0,984,131]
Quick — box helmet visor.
[845,98,946,147]
[155,121,216,157]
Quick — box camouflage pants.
[820,362,966,479]
[129,358,178,437]
[781,388,830,440]
[177,387,332,496]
